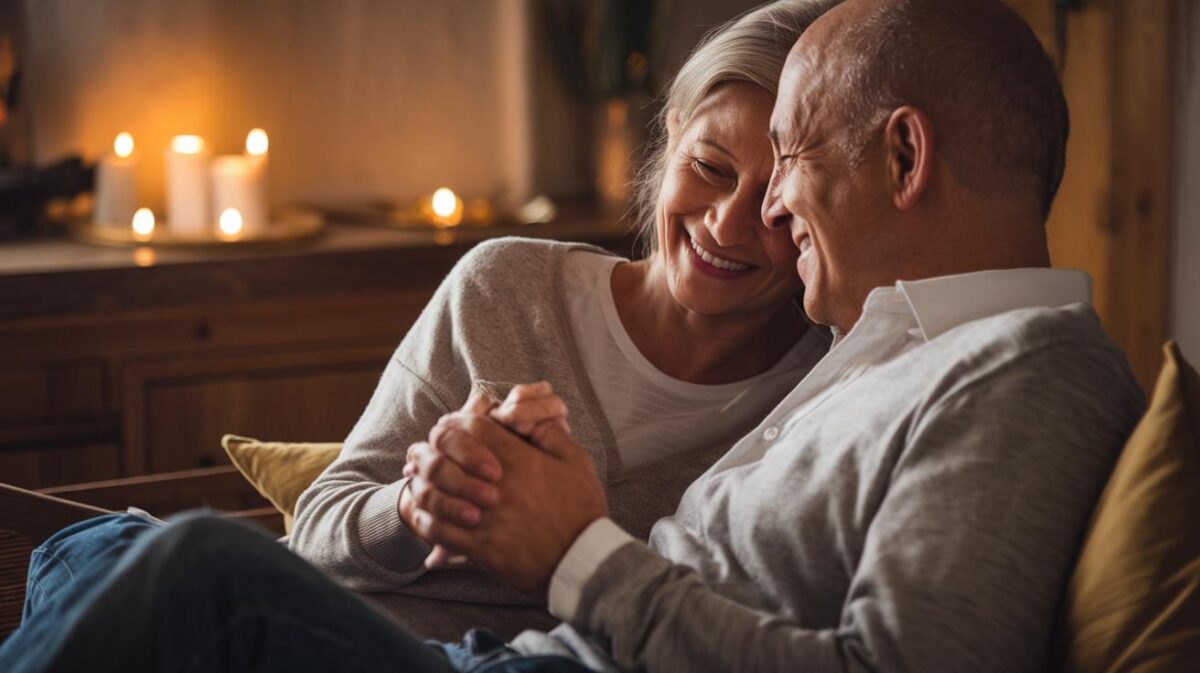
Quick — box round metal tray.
[70,208,325,248]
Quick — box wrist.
[397,477,417,528]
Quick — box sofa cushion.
[221,435,341,534]
[1056,342,1200,671]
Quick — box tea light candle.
[131,207,155,242]
[94,132,138,226]
[165,135,211,236]
[218,207,244,241]
[429,187,463,228]
[211,128,269,236]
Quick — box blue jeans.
[0,512,591,673]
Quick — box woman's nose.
[707,189,760,248]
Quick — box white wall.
[20,0,582,210]
[1174,1,1200,365]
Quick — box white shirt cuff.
[548,517,635,621]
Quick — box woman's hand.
[403,382,571,568]
[488,382,571,437]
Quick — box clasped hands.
[400,382,608,597]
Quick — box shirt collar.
[893,268,1092,342]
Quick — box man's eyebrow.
[698,138,734,160]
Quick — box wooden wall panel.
[1045,3,1116,322]
[1106,0,1176,391]
[1007,0,1176,391]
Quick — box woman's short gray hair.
[631,0,838,256]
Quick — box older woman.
[287,0,832,606]
[0,1,836,671]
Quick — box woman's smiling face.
[656,81,803,321]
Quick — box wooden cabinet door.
[120,344,394,474]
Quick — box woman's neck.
[610,258,807,385]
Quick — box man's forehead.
[770,50,822,143]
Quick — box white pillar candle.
[165,135,211,236]
[94,132,138,227]
[211,129,270,236]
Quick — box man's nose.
[761,170,790,230]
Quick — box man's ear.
[883,106,934,211]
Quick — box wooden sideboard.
[0,213,632,489]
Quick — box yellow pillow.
[221,435,342,534]
[1056,342,1200,672]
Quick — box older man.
[406,0,1145,670]
[0,0,1144,672]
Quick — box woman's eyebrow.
[698,138,735,160]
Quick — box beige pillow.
[221,435,342,534]
[1055,342,1200,672]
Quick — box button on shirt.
[548,267,1094,621]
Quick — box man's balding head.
[822,0,1069,217]
[761,0,1066,332]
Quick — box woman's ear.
[882,106,934,211]
[666,108,681,139]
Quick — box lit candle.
[165,134,211,236]
[429,187,463,228]
[94,132,138,226]
[218,207,244,241]
[131,207,155,242]
[211,128,269,236]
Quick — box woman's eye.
[694,160,729,181]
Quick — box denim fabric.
[22,511,161,622]
[0,512,593,673]
[431,629,594,673]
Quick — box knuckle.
[412,481,433,508]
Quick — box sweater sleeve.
[288,355,453,591]
[289,250,477,592]
[562,346,1141,672]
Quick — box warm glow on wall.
[171,135,205,154]
[113,132,134,159]
[245,128,269,156]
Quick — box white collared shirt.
[548,267,1093,621]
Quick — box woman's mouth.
[684,233,756,278]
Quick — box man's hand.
[402,382,583,572]
[408,411,608,596]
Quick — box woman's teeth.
[690,238,751,272]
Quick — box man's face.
[761,40,894,333]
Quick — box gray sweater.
[289,238,820,628]
[523,293,1145,672]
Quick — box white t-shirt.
[562,250,823,471]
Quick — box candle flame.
[432,188,459,218]
[245,128,269,156]
[131,208,155,241]
[172,135,205,154]
[219,207,244,238]
[114,132,134,158]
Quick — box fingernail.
[480,486,500,505]
[461,506,480,524]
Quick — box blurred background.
[0,0,1194,490]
